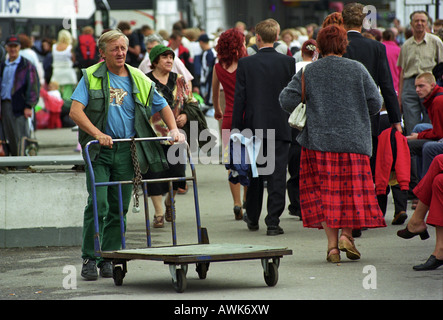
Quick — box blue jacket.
[225,134,261,186]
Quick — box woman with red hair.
[280,25,385,263]
[212,28,248,220]
[296,39,318,72]
[322,12,344,28]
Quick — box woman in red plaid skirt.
[280,25,386,263]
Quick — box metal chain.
[130,137,143,209]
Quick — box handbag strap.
[301,66,306,103]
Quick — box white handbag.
[288,66,306,130]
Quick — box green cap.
[149,44,175,63]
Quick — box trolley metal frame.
[84,137,292,293]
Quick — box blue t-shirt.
[71,71,168,139]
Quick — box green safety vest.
[79,62,168,173]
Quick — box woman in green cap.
[143,44,209,228]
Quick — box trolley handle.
[83,137,196,177]
[84,137,173,166]
[86,136,173,147]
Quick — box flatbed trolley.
[84,137,292,293]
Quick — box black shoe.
[99,261,113,278]
[267,226,284,236]
[288,207,302,219]
[233,206,243,220]
[413,255,443,271]
[397,227,430,240]
[243,213,259,231]
[392,211,408,225]
[352,229,362,238]
[81,259,98,281]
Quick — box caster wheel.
[113,266,125,286]
[196,262,209,279]
[172,268,187,293]
[264,262,278,287]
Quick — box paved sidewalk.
[0,125,441,301]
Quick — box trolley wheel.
[113,266,125,286]
[172,268,187,293]
[196,262,210,279]
[264,262,279,287]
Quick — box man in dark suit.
[342,2,402,237]
[343,3,402,137]
[231,19,296,236]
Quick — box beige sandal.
[338,234,361,260]
[327,247,341,263]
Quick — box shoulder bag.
[288,66,306,130]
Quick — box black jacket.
[232,47,295,142]
[343,31,402,136]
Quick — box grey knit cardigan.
[279,56,382,157]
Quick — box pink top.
[382,40,401,93]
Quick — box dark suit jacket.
[343,31,401,136]
[232,47,295,142]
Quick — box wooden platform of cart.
[101,243,293,264]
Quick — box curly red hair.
[322,12,344,28]
[316,25,348,56]
[215,28,247,68]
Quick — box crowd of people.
[0,3,442,280]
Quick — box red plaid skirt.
[300,148,386,229]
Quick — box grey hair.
[98,29,129,53]
[145,34,164,45]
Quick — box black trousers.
[287,138,302,216]
[245,139,289,227]
[377,185,408,216]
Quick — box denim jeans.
[409,123,434,182]
[422,141,443,177]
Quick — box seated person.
[397,154,443,271]
[407,72,443,206]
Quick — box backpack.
[76,34,98,68]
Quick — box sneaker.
[81,259,98,280]
[99,261,113,278]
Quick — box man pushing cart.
[69,29,185,281]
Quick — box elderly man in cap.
[0,35,40,156]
